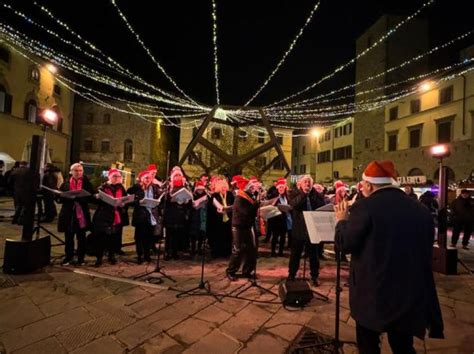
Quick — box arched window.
[408,168,424,176]
[24,99,38,123]
[434,167,455,182]
[0,83,12,113]
[124,139,133,161]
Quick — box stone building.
[353,15,429,170]
[292,117,354,185]
[384,67,474,183]
[0,40,74,171]
[72,97,177,178]
[179,117,292,185]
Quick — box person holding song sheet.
[334,160,443,353]
[208,177,234,258]
[288,175,324,286]
[128,170,163,264]
[226,176,259,281]
[57,163,94,266]
[92,168,130,266]
[268,178,292,257]
[163,168,192,260]
[189,180,209,256]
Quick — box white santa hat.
[362,160,398,185]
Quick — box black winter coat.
[450,195,474,224]
[163,186,192,227]
[232,190,258,229]
[127,184,163,227]
[335,187,444,338]
[57,176,94,233]
[92,183,129,234]
[289,188,325,241]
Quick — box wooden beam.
[234,141,274,166]
[178,107,217,166]
[189,151,209,173]
[259,109,291,175]
[197,137,234,164]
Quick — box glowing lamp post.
[39,109,58,180]
[430,144,457,274]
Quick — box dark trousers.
[165,225,183,258]
[135,223,153,260]
[227,227,257,275]
[451,221,472,246]
[65,229,86,261]
[190,230,206,254]
[41,193,57,220]
[356,323,415,354]
[271,227,287,255]
[115,226,123,252]
[288,237,320,280]
[287,229,292,248]
[96,226,121,261]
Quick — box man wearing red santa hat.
[334,160,443,353]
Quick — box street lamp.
[38,109,58,180]
[430,143,457,274]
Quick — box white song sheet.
[303,210,336,244]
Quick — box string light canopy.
[0,0,471,131]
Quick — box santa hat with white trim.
[362,160,398,185]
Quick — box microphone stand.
[134,152,176,284]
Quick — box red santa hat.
[231,175,242,185]
[138,170,150,180]
[362,160,398,185]
[147,164,157,172]
[234,176,249,190]
[333,180,345,190]
[108,168,121,177]
[194,180,205,190]
[275,178,287,187]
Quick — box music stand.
[33,192,64,247]
[174,238,222,301]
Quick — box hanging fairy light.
[211,0,220,104]
[244,0,321,106]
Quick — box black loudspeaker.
[3,236,51,274]
[29,134,42,173]
[432,246,457,275]
[279,279,313,307]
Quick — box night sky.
[2,0,472,107]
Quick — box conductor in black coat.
[334,160,443,354]
[288,175,325,286]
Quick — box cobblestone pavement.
[1,197,473,353]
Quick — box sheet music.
[277,204,292,213]
[260,197,278,207]
[170,188,193,204]
[213,197,232,213]
[140,197,160,208]
[193,195,208,209]
[260,205,282,220]
[303,210,336,244]
[98,190,134,207]
[41,185,91,199]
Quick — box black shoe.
[164,254,172,261]
[137,257,143,265]
[244,272,257,280]
[226,272,237,281]
[94,259,102,267]
[278,251,284,257]
[172,254,179,260]
[311,278,320,287]
[144,256,152,263]
[271,252,277,257]
[462,245,470,250]
[77,259,85,266]
[108,257,117,265]
[116,250,126,256]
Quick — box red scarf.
[70,177,87,229]
[237,190,256,205]
[105,184,123,225]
